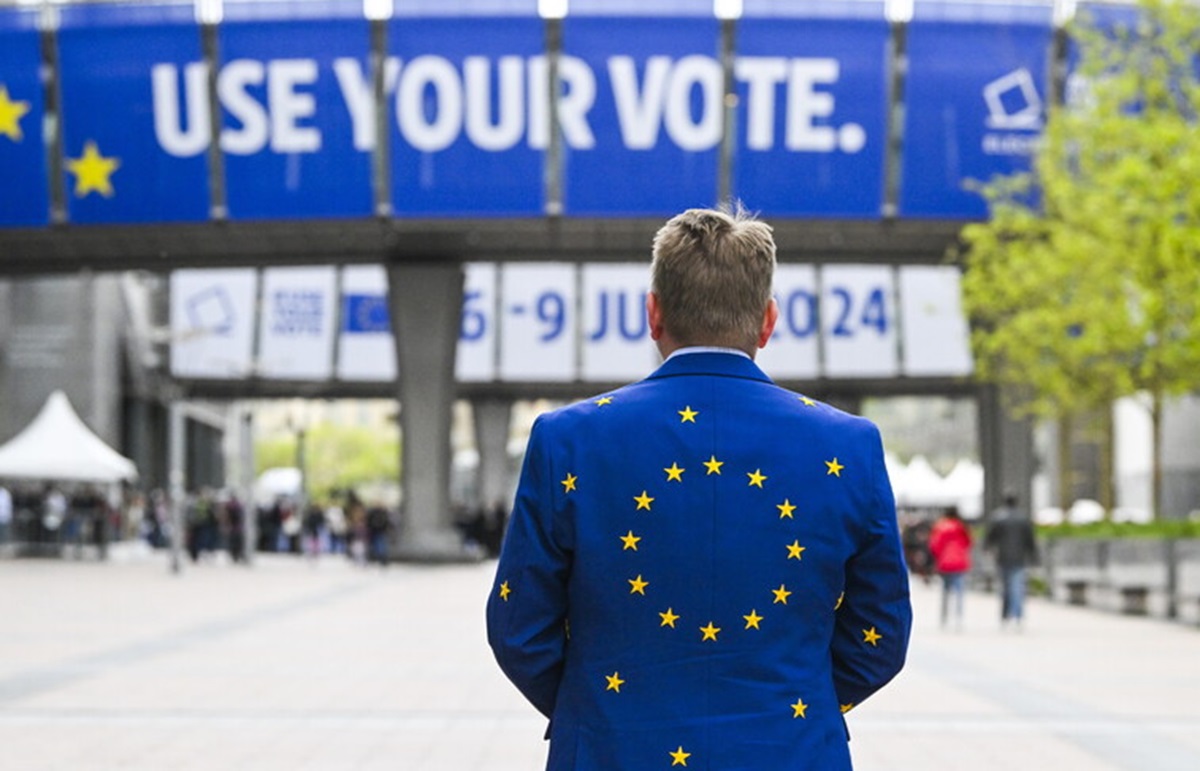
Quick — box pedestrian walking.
[984,491,1039,629]
[929,506,972,631]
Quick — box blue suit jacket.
[487,352,911,770]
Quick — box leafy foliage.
[961,0,1200,419]
[959,0,1200,518]
[255,422,400,503]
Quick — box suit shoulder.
[530,381,648,432]
[768,385,883,437]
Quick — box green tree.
[255,422,400,503]
[959,0,1200,520]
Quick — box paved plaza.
[1,548,1198,770]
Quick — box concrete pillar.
[978,385,1035,518]
[473,397,514,511]
[386,262,477,562]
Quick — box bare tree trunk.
[1099,405,1115,520]
[1151,390,1163,522]
[1057,413,1073,513]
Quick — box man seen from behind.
[487,206,912,769]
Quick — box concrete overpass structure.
[0,0,1095,557]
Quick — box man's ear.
[647,291,665,341]
[756,299,779,349]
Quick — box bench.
[1119,586,1150,616]
[1064,580,1089,606]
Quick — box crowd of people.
[174,489,399,565]
[0,476,515,565]
[0,482,119,558]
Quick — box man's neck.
[663,345,753,362]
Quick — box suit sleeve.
[831,423,912,710]
[486,416,572,719]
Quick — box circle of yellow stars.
[496,392,884,755]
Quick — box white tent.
[0,390,138,483]
[896,455,947,508]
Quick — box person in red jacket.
[929,506,972,630]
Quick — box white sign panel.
[757,264,820,381]
[499,263,577,382]
[581,264,657,382]
[899,266,974,377]
[821,264,898,378]
[258,266,338,380]
[170,269,257,378]
[337,265,396,382]
[456,263,498,383]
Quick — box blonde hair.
[650,206,776,351]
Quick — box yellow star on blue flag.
[0,85,32,142]
[66,140,120,198]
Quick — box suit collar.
[645,351,774,383]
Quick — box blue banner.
[342,293,390,333]
[562,16,721,216]
[734,16,889,218]
[0,11,47,227]
[219,17,373,220]
[388,16,545,216]
[900,6,1052,218]
[58,4,209,224]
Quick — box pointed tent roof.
[0,390,137,483]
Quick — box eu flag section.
[0,11,48,227]
[57,3,210,224]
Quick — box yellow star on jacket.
[605,672,624,693]
[825,457,845,477]
[0,85,32,142]
[67,140,120,198]
[678,405,699,423]
[487,351,912,770]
